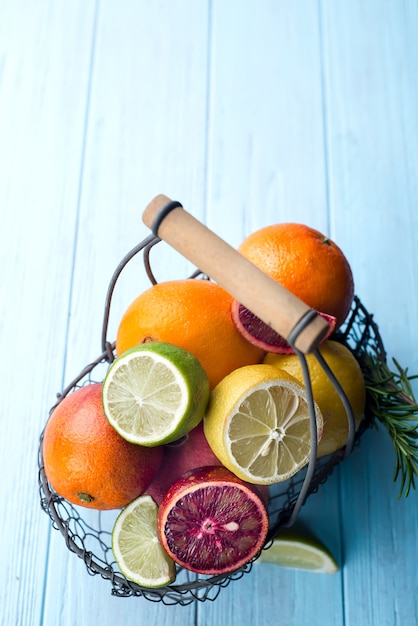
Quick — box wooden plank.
[60,0,213,375]
[320,0,418,350]
[340,431,418,625]
[40,1,210,624]
[320,0,418,623]
[204,0,330,244]
[1,0,417,624]
[200,0,345,622]
[0,2,97,626]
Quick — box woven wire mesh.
[38,236,386,605]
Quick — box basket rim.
[38,290,385,603]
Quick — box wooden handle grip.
[142,195,330,354]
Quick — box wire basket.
[38,221,386,606]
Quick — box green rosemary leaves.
[362,354,418,498]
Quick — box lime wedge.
[257,527,339,574]
[112,494,176,588]
[102,342,210,446]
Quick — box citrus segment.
[257,527,338,573]
[102,342,210,446]
[112,494,176,588]
[264,340,366,457]
[115,279,264,389]
[231,300,336,354]
[157,466,269,575]
[42,384,163,510]
[203,365,323,484]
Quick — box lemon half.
[203,364,323,485]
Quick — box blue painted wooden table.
[1,2,417,624]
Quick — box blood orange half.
[231,299,336,354]
[157,466,269,575]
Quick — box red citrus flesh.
[231,300,336,354]
[157,466,269,575]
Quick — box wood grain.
[320,2,418,623]
[1,1,417,625]
[0,2,98,626]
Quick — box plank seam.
[317,0,332,237]
[202,0,214,228]
[38,1,101,623]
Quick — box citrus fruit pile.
[42,221,366,588]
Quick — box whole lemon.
[264,340,366,457]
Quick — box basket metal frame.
[38,234,386,605]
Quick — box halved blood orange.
[157,466,269,575]
[230,299,336,354]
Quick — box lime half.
[103,342,210,446]
[257,527,338,574]
[112,494,176,588]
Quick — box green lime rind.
[257,527,339,574]
[112,494,176,588]
[102,342,210,446]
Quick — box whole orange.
[115,279,264,389]
[42,383,163,510]
[238,223,354,329]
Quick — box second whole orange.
[237,223,354,329]
[115,279,264,389]
[42,383,163,510]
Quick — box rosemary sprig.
[361,353,418,498]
